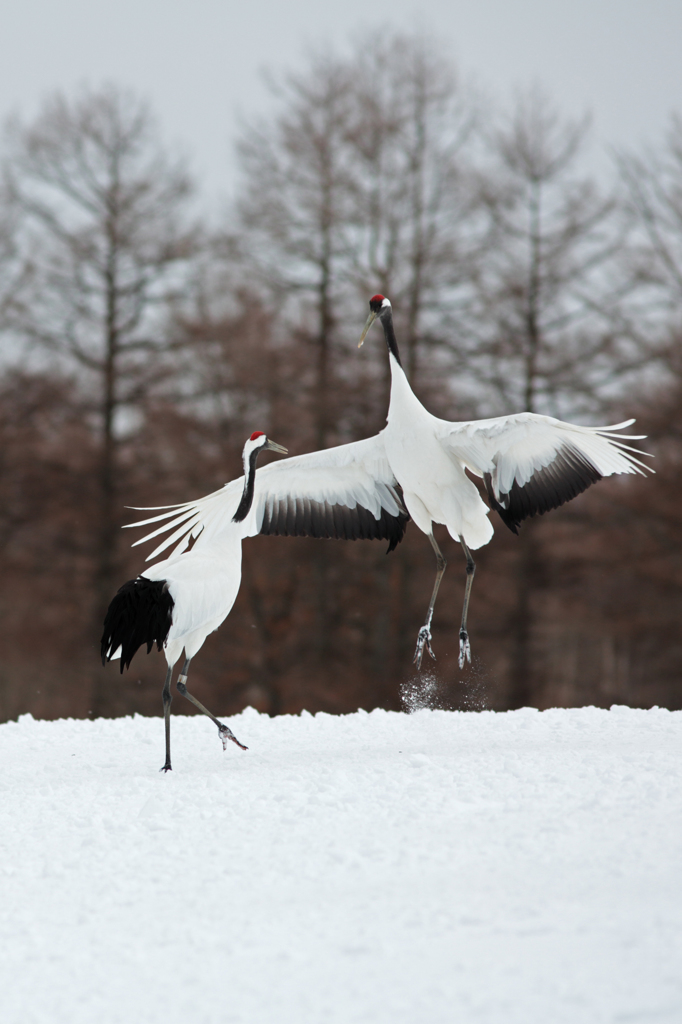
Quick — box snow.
[0,705,680,1024]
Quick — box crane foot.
[218,723,248,752]
[413,626,437,671]
[459,628,471,669]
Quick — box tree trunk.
[505,181,543,709]
[506,522,540,708]
[91,245,122,717]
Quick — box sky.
[2,0,682,205]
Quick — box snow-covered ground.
[0,705,680,1024]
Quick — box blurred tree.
[0,371,98,721]
[0,181,26,334]
[235,33,482,437]
[460,88,631,707]
[236,50,378,668]
[346,32,480,401]
[5,85,198,712]
[617,113,682,379]
[465,87,627,417]
[236,54,356,451]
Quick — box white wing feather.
[435,412,652,524]
[125,433,404,560]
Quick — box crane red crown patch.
[370,294,385,304]
[250,431,265,441]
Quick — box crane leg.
[160,665,173,772]
[458,537,476,669]
[414,533,447,670]
[176,658,248,752]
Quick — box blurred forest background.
[0,33,680,722]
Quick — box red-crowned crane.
[358,294,653,670]
[101,432,288,770]
[101,430,410,770]
[126,300,652,680]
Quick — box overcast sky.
[2,0,681,203]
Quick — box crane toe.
[218,723,248,751]
[413,625,437,670]
[459,629,472,669]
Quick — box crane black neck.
[232,447,261,523]
[379,308,402,367]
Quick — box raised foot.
[413,625,437,671]
[459,628,471,669]
[218,723,248,752]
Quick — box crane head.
[245,431,288,456]
[359,295,392,347]
[233,433,288,523]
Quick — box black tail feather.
[101,577,174,673]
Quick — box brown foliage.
[1,50,681,723]
[1,355,677,725]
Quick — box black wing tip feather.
[484,445,603,535]
[259,498,410,553]
[100,577,174,673]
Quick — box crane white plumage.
[101,431,290,771]
[103,429,411,769]
[129,296,652,680]
[357,294,653,669]
[130,433,409,563]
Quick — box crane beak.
[265,439,288,455]
[358,310,377,348]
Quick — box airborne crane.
[358,294,654,670]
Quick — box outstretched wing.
[125,432,410,560]
[436,413,653,534]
